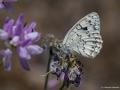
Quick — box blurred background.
[0,0,120,90]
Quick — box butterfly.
[61,12,103,58]
[48,12,102,88]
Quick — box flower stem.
[59,80,65,90]
[44,46,52,90]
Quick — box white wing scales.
[62,12,103,58]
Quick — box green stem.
[59,80,65,90]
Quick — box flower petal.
[0,2,4,9]
[15,14,24,26]
[10,36,20,46]
[18,47,31,60]
[13,24,23,36]
[48,79,59,88]
[24,22,37,34]
[60,72,65,80]
[13,14,24,36]
[19,58,30,70]
[24,32,40,41]
[4,17,11,25]
[3,19,14,35]
[0,0,17,10]
[2,2,12,10]
[20,39,32,47]
[0,29,9,40]
[27,45,43,55]
[2,49,12,71]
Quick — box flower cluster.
[49,41,83,87]
[0,0,86,89]
[0,14,43,71]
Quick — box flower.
[0,0,17,9]
[0,14,43,71]
[49,42,83,87]
[48,79,59,89]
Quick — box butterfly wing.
[62,12,103,58]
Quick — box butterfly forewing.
[62,12,103,58]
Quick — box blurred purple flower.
[48,79,59,89]
[0,0,17,9]
[0,14,43,71]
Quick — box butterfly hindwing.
[62,12,103,58]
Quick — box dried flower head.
[49,40,83,87]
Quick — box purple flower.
[0,0,17,9]
[0,14,43,71]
